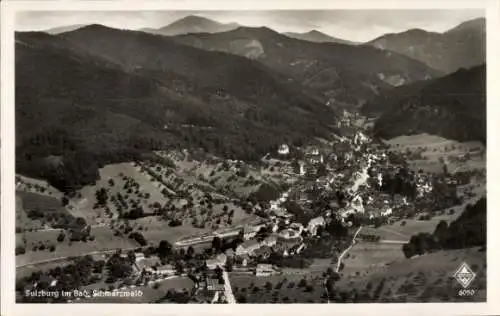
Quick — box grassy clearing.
[341,242,405,278]
[16,195,43,231]
[335,247,486,302]
[385,134,485,174]
[15,226,137,266]
[229,272,326,303]
[133,217,211,244]
[15,191,74,232]
[63,159,260,246]
[83,276,194,303]
[73,162,167,225]
[15,174,63,199]
[16,260,74,280]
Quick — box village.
[15,110,485,304]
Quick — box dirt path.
[336,226,363,273]
[222,270,236,304]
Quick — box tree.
[156,240,172,258]
[212,237,222,253]
[186,246,195,259]
[214,266,223,279]
[62,196,69,206]
[57,231,65,243]
[265,282,273,291]
[175,261,184,275]
[127,250,136,263]
[433,220,449,246]
[95,188,108,206]
[317,163,328,177]
[225,257,234,272]
[15,246,26,255]
[298,278,308,288]
[129,232,147,246]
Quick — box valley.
[13,12,487,305]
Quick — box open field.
[15,174,63,199]
[385,134,485,174]
[341,241,405,278]
[133,216,211,244]
[15,226,138,266]
[73,162,168,225]
[16,195,43,231]
[334,247,486,302]
[82,276,195,303]
[15,191,74,231]
[16,260,74,280]
[139,160,260,235]
[229,272,326,303]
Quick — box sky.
[16,9,484,42]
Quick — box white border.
[2,1,500,316]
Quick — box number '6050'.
[458,289,476,296]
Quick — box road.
[222,270,236,304]
[335,226,363,273]
[378,239,408,245]
[16,247,137,268]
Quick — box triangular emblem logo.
[453,262,476,289]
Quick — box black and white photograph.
[1,0,498,314]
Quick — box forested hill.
[364,64,486,144]
[170,26,440,106]
[15,28,338,192]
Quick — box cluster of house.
[203,216,327,275]
[132,252,176,277]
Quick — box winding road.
[336,226,363,273]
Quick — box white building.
[299,162,306,176]
[256,264,274,277]
[270,200,280,211]
[135,252,145,263]
[154,264,175,275]
[278,144,290,155]
[307,216,326,236]
[290,222,304,233]
[382,208,393,217]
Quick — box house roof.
[136,257,161,270]
[216,253,227,261]
[254,245,272,257]
[156,264,175,272]
[206,258,220,265]
[206,278,225,291]
[308,216,325,227]
[257,264,274,270]
[241,239,260,249]
[263,235,277,243]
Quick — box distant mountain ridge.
[366,17,485,74]
[170,26,441,107]
[43,24,86,34]
[364,64,486,144]
[140,15,240,36]
[283,30,359,45]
